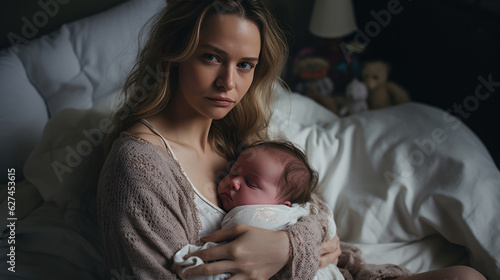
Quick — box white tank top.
[139,119,225,237]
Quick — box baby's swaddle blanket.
[173,203,344,280]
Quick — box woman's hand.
[318,234,341,268]
[183,224,290,279]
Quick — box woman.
[98,0,339,279]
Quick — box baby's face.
[218,147,291,212]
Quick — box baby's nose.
[229,177,240,191]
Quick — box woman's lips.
[207,97,235,107]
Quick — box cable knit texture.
[338,243,413,280]
[97,132,329,279]
[277,194,332,279]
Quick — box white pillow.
[15,0,165,116]
[0,0,165,184]
[23,108,110,207]
[0,48,48,183]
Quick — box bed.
[0,0,499,279]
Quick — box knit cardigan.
[97,132,330,280]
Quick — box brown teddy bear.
[361,60,410,110]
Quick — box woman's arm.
[97,136,201,279]
[98,187,181,280]
[274,193,334,279]
[183,225,290,279]
[184,193,337,279]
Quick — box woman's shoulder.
[106,130,173,169]
[100,132,182,192]
[126,121,167,149]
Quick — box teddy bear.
[339,79,368,116]
[361,60,410,110]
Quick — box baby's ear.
[283,201,291,207]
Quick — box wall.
[267,0,500,166]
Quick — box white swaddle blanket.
[173,203,344,280]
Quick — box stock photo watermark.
[7,0,71,53]
[51,65,166,183]
[446,74,499,120]
[50,117,112,183]
[385,73,498,184]
[340,0,413,62]
[118,65,167,121]
[6,168,17,273]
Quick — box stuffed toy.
[339,79,368,116]
[361,60,410,110]
[293,56,334,97]
[293,48,338,114]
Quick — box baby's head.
[218,141,318,212]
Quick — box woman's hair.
[104,0,289,159]
[246,140,319,204]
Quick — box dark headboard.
[0,0,129,50]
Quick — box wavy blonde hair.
[104,0,289,159]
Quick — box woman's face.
[176,14,261,120]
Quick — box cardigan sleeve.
[97,136,201,280]
[272,193,332,280]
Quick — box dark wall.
[352,0,500,167]
[268,0,500,167]
[1,0,499,166]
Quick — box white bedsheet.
[270,88,500,278]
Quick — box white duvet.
[0,0,499,279]
[270,88,500,278]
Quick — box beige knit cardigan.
[97,132,331,280]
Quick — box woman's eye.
[203,54,220,64]
[237,62,254,71]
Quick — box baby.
[174,141,344,280]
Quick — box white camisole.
[139,119,225,237]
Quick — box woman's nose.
[216,65,235,91]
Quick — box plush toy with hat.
[293,48,338,114]
[293,48,334,96]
